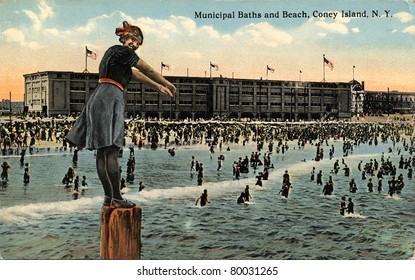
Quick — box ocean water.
[0,136,414,260]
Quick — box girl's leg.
[96,147,113,198]
[104,146,122,200]
[97,146,135,207]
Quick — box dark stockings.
[96,146,122,200]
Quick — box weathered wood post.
[100,206,142,260]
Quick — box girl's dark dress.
[66,45,139,149]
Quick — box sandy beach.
[0,113,414,151]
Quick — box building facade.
[364,90,415,115]
[24,71,354,121]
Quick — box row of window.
[65,83,342,97]
[230,102,332,107]
[367,97,414,102]
[124,100,207,106]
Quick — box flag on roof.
[210,62,219,71]
[86,47,97,60]
[324,57,334,70]
[161,62,170,70]
[267,65,275,73]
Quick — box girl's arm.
[132,59,176,96]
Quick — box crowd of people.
[0,116,414,214]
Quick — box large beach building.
[23,70,390,121]
[363,90,415,116]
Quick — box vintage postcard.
[0,0,414,279]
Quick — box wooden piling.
[100,206,142,260]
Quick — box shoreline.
[0,113,413,152]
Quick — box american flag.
[210,62,219,71]
[161,62,170,70]
[86,47,97,60]
[324,57,334,70]
[267,65,275,73]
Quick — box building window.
[145,88,158,93]
[241,102,253,106]
[242,88,253,95]
[179,101,192,106]
[179,88,193,94]
[145,100,158,105]
[229,87,239,95]
[178,78,193,83]
[195,87,209,95]
[127,100,142,105]
[70,99,85,104]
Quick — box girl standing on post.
[66,21,176,208]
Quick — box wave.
[0,197,102,224]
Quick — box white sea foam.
[0,197,101,224]
[344,212,367,219]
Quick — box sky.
[1,0,414,101]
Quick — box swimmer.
[237,192,245,204]
[138,181,145,191]
[340,196,347,216]
[347,198,354,214]
[348,179,357,193]
[195,189,210,207]
[81,176,88,187]
[367,178,373,192]
[244,185,252,202]
[1,162,11,181]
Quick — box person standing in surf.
[347,197,354,214]
[66,21,176,208]
[195,189,210,207]
[340,196,347,215]
[244,185,252,202]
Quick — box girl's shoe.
[103,196,112,206]
[111,198,136,208]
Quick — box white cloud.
[2,28,45,50]
[139,17,180,39]
[76,13,115,34]
[43,28,61,37]
[38,0,54,20]
[351,27,360,33]
[71,13,290,50]
[314,20,348,35]
[394,12,414,23]
[336,17,351,24]
[170,15,197,35]
[27,41,44,50]
[23,0,54,31]
[43,28,71,38]
[201,26,220,39]
[23,10,42,31]
[3,28,25,44]
[183,51,202,60]
[403,25,415,34]
[317,32,327,38]
[234,22,292,48]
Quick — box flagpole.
[266,65,268,80]
[209,62,212,79]
[322,54,325,82]
[84,46,88,73]
[353,65,355,82]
